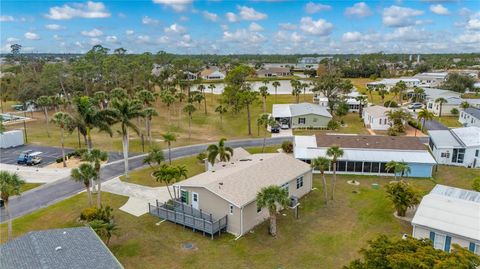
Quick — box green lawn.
[3,165,477,268]
[294,113,369,136]
[20,183,43,193]
[435,116,462,128]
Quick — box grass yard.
[294,113,369,136]
[20,183,43,193]
[435,116,462,128]
[1,165,478,268]
[461,93,480,99]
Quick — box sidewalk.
[0,163,71,183]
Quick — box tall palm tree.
[435,97,448,118]
[36,95,52,137]
[366,85,374,101]
[326,145,344,200]
[208,84,216,102]
[355,95,368,118]
[110,98,143,178]
[93,91,108,109]
[82,149,108,207]
[110,87,128,101]
[395,81,407,105]
[215,105,228,127]
[412,87,424,103]
[71,163,97,206]
[143,107,158,145]
[301,82,309,101]
[162,132,176,164]
[51,112,74,167]
[385,109,412,134]
[257,113,276,153]
[311,157,330,204]
[378,87,388,106]
[386,161,411,180]
[272,81,280,103]
[160,92,176,124]
[197,84,207,114]
[256,185,290,237]
[291,79,301,103]
[0,171,25,240]
[417,108,434,132]
[183,103,197,139]
[259,86,269,113]
[207,138,234,167]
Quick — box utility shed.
[0,130,24,148]
[412,185,480,254]
[0,227,123,269]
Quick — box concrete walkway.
[102,178,171,217]
[0,164,71,183]
[272,128,293,137]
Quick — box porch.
[148,199,228,239]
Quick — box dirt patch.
[46,157,107,169]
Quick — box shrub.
[384,100,398,108]
[450,108,459,116]
[473,178,480,192]
[387,127,398,136]
[55,157,64,163]
[196,152,206,163]
[281,141,293,153]
[80,207,98,221]
[327,120,339,130]
[408,120,421,130]
[385,180,421,217]
[96,206,114,223]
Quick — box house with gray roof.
[459,107,480,127]
[0,227,123,269]
[362,105,392,130]
[272,103,332,129]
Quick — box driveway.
[271,128,293,137]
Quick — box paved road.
[0,137,292,222]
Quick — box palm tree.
[326,145,344,200]
[272,81,280,103]
[207,138,234,167]
[36,95,52,137]
[378,87,388,106]
[435,97,448,118]
[110,98,143,178]
[256,185,290,237]
[355,95,368,118]
[71,163,97,206]
[51,112,74,167]
[412,87,425,103]
[291,79,301,103]
[301,82,309,101]
[208,84,216,102]
[0,171,25,240]
[143,147,165,168]
[143,107,158,145]
[82,149,108,207]
[257,113,276,153]
[162,132,176,164]
[197,84,207,114]
[385,109,412,134]
[183,103,197,139]
[110,87,128,101]
[311,157,330,204]
[386,161,411,180]
[259,86,269,113]
[395,81,407,105]
[160,92,176,124]
[215,105,228,127]
[153,165,180,200]
[460,101,470,110]
[93,91,108,109]
[366,85,374,102]
[417,108,434,132]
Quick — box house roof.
[428,130,463,148]
[256,67,291,75]
[175,153,311,208]
[412,184,480,241]
[413,72,448,79]
[451,126,480,147]
[200,67,219,77]
[423,88,460,100]
[315,134,426,150]
[0,227,123,269]
[464,107,480,119]
[272,103,332,118]
[363,105,390,118]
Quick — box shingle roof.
[315,134,426,150]
[0,227,123,269]
[272,103,332,118]
[464,107,480,119]
[175,153,311,207]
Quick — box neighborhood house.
[256,67,292,77]
[200,67,226,80]
[272,103,332,129]
[459,107,480,127]
[362,105,392,131]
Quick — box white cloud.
[249,22,264,32]
[126,30,134,35]
[274,31,304,43]
[106,35,119,43]
[279,23,297,30]
[455,31,480,44]
[466,13,480,30]
[156,36,170,44]
[152,0,192,12]
[220,24,229,31]
[6,37,20,42]
[202,11,218,22]
[45,1,110,20]
[75,41,84,48]
[89,37,102,45]
[24,32,40,40]
[45,24,64,30]
[142,16,160,25]
[342,31,363,42]
[0,15,14,22]
[429,4,450,15]
[345,2,373,18]
[226,12,238,22]
[299,17,333,36]
[136,35,151,44]
[304,2,331,14]
[382,5,424,27]
[164,23,186,34]
[80,28,103,37]
[385,26,427,42]
[237,6,267,21]
[223,29,266,44]
[53,34,63,41]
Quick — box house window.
[337,161,347,172]
[378,119,382,125]
[440,152,450,158]
[296,176,304,189]
[452,148,466,163]
[476,150,479,157]
[371,162,380,173]
[229,204,234,215]
[469,243,480,255]
[298,118,306,124]
[181,190,189,204]
[280,182,289,191]
[432,232,446,250]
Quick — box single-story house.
[428,126,480,168]
[344,90,366,112]
[459,107,480,127]
[0,227,123,269]
[200,67,225,80]
[256,67,291,77]
[423,88,480,115]
[294,134,436,178]
[413,72,448,88]
[173,153,312,236]
[412,184,480,254]
[272,103,332,129]
[362,105,392,130]
[366,78,420,91]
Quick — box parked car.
[271,125,280,133]
[408,103,423,109]
[17,150,33,164]
[26,152,42,166]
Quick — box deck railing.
[148,199,228,239]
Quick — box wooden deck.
[149,200,228,239]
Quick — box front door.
[191,192,199,210]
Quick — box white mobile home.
[362,106,391,130]
[459,108,480,127]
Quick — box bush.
[387,127,398,136]
[281,141,293,153]
[327,120,339,130]
[196,152,206,163]
[408,120,421,130]
[55,157,64,163]
[450,108,459,116]
[384,100,398,108]
[80,207,98,221]
[473,178,480,192]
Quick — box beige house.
[174,153,312,237]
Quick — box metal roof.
[272,103,332,118]
[428,130,463,148]
[0,227,123,269]
[363,105,390,118]
[464,107,480,120]
[412,185,480,241]
[451,126,480,147]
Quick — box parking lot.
[0,145,74,167]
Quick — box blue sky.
[1,0,479,54]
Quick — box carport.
[272,104,292,128]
